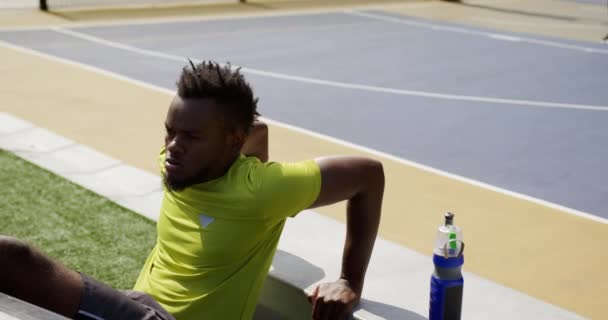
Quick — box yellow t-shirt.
[133,148,321,320]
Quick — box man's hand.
[307,279,361,320]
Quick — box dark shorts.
[74,273,175,320]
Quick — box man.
[0,61,384,320]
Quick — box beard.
[162,173,189,192]
[162,167,211,192]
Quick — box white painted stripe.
[2,4,605,60]
[488,33,522,42]
[0,40,172,95]
[76,310,105,320]
[1,39,606,225]
[51,27,183,61]
[344,10,608,55]
[51,27,608,112]
[0,2,428,32]
[470,16,605,30]
[0,6,389,32]
[262,118,608,225]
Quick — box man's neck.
[204,153,240,182]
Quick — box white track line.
[470,16,605,29]
[1,39,606,225]
[3,5,606,57]
[344,10,608,55]
[51,27,608,112]
[0,2,424,32]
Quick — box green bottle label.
[449,232,457,249]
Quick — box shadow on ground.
[255,249,427,319]
[356,298,427,320]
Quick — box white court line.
[0,1,427,32]
[470,16,606,29]
[344,10,608,54]
[51,27,608,112]
[1,39,607,225]
[0,8,343,32]
[2,6,606,55]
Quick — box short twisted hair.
[177,60,259,132]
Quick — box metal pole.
[39,0,48,11]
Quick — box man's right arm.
[240,120,268,163]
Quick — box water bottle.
[429,212,464,320]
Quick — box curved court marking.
[2,39,606,226]
[470,16,606,29]
[50,27,608,112]
[3,4,605,55]
[0,4,412,32]
[345,10,608,54]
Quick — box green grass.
[0,149,157,289]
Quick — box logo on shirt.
[199,214,215,228]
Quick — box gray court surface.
[1,10,607,218]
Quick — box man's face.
[163,96,239,191]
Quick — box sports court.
[1,0,607,319]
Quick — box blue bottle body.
[429,254,464,320]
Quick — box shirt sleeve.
[256,160,322,221]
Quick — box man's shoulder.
[237,157,318,176]
[232,157,316,190]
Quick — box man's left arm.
[306,156,385,320]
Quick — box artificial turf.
[0,149,157,289]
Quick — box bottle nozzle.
[444,212,454,226]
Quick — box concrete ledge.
[0,293,67,320]
[0,112,586,319]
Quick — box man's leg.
[0,235,84,317]
[0,236,175,320]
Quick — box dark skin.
[163,96,246,190]
[0,236,84,317]
[240,120,268,163]
[165,96,384,319]
[0,96,383,320]
[307,156,384,320]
